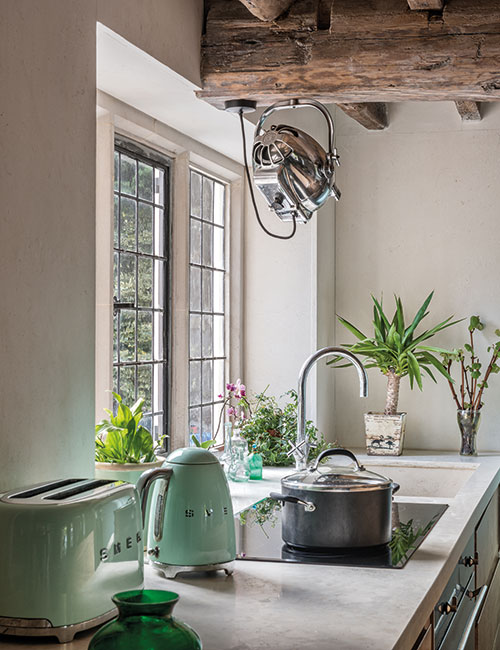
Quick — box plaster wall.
[333,102,500,452]
[0,0,203,490]
[0,0,97,490]
[97,0,203,86]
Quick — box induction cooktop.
[235,498,448,569]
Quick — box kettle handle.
[136,467,173,529]
[254,98,336,157]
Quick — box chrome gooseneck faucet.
[290,347,368,470]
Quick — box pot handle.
[392,482,400,494]
[310,448,365,472]
[269,492,316,512]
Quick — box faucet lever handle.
[286,438,307,459]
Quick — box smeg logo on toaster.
[99,531,142,561]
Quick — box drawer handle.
[437,596,458,615]
[457,584,488,650]
[459,554,478,567]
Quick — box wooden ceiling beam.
[199,0,500,108]
[454,100,482,121]
[337,103,389,130]
[236,0,296,22]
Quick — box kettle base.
[0,609,117,644]
[150,559,235,580]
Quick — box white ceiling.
[96,24,253,164]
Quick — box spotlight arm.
[255,98,336,159]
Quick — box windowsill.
[228,466,290,513]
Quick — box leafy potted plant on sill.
[329,292,460,455]
[441,316,500,456]
[95,392,165,485]
[237,388,333,466]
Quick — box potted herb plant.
[95,392,165,484]
[441,316,500,456]
[329,292,459,455]
[237,388,332,466]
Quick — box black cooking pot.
[270,448,399,549]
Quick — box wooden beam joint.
[337,103,389,130]
[454,101,482,121]
[407,0,444,10]
[235,0,296,22]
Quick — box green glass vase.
[88,590,202,650]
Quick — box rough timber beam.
[454,100,482,120]
[337,103,388,130]
[236,0,296,21]
[199,0,500,108]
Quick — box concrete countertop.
[2,451,500,650]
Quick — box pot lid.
[282,448,394,492]
[166,447,219,465]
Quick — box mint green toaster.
[0,478,144,643]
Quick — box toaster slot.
[45,479,115,501]
[9,479,82,499]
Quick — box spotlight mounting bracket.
[224,99,257,114]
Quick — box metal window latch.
[460,554,478,567]
[113,297,135,315]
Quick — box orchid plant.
[216,378,252,437]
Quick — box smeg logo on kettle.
[99,531,142,561]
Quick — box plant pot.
[364,412,407,456]
[95,459,165,485]
[457,409,480,456]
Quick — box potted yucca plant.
[329,292,460,455]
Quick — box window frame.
[112,136,173,450]
[188,167,229,447]
[95,92,244,450]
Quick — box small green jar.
[88,590,202,650]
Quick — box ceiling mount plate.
[224,99,257,114]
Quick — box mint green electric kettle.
[137,447,236,579]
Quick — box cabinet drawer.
[439,574,475,650]
[476,558,500,650]
[435,536,475,648]
[414,624,433,650]
[476,489,499,589]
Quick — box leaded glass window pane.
[188,169,227,446]
[113,140,171,447]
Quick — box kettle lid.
[166,447,219,465]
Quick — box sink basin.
[363,461,478,498]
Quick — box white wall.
[243,109,337,441]
[333,102,500,452]
[0,1,97,490]
[0,0,203,491]
[97,0,203,87]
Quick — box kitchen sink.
[363,461,478,499]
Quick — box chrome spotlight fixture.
[224,97,340,239]
[253,98,340,224]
